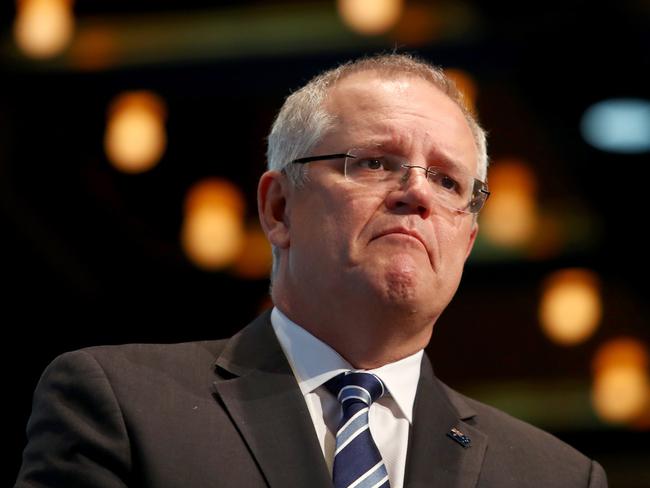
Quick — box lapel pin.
[447,427,471,448]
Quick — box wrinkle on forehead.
[323,74,478,176]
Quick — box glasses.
[291,147,490,214]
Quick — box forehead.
[321,71,478,175]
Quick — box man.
[16,54,607,487]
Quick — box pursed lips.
[371,227,431,259]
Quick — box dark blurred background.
[3,1,649,486]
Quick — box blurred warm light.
[591,338,650,425]
[480,159,538,248]
[182,207,244,271]
[183,178,245,217]
[181,179,245,271]
[592,365,649,424]
[232,223,273,279]
[539,268,602,346]
[14,0,75,59]
[581,98,650,154]
[337,0,403,35]
[391,2,440,46]
[104,91,167,174]
[445,68,477,114]
[592,337,648,374]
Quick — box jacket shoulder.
[440,380,583,452]
[51,339,230,387]
[437,380,607,487]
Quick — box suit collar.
[404,354,488,488]
[213,312,489,488]
[270,306,423,424]
[212,310,332,488]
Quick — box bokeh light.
[539,268,602,346]
[14,0,75,59]
[591,338,650,425]
[480,158,539,248]
[181,179,245,271]
[337,0,404,35]
[104,91,167,174]
[183,177,245,217]
[581,98,650,154]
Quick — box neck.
[273,294,435,370]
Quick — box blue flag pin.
[447,427,471,448]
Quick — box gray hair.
[265,53,489,278]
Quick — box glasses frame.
[290,151,490,214]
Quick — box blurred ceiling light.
[480,159,538,248]
[592,364,649,425]
[104,91,167,174]
[14,0,75,59]
[182,206,245,271]
[592,367,649,424]
[337,0,403,35]
[181,179,245,271]
[390,2,440,46]
[581,98,650,154]
[592,337,648,374]
[444,68,478,114]
[232,223,273,279]
[591,338,649,425]
[539,269,602,346]
[183,178,245,217]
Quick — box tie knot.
[325,371,386,406]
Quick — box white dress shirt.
[270,307,423,488]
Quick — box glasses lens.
[344,148,403,184]
[345,148,487,214]
[424,166,475,213]
[467,182,489,214]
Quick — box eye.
[429,170,461,193]
[358,158,386,171]
[440,175,458,191]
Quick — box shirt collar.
[270,306,423,423]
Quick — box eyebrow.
[366,138,468,176]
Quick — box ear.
[464,222,479,261]
[258,170,291,250]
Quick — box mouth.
[369,226,437,272]
[372,227,428,251]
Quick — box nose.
[384,166,433,219]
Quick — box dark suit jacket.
[16,310,607,487]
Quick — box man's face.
[279,71,479,325]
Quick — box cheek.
[321,191,379,247]
[434,222,473,277]
[291,199,358,263]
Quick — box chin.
[352,254,436,310]
[374,264,431,314]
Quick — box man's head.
[258,54,488,367]
[267,54,487,187]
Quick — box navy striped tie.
[325,371,390,488]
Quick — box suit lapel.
[404,355,488,488]
[212,311,332,488]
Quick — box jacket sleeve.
[15,350,132,487]
[588,460,608,487]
